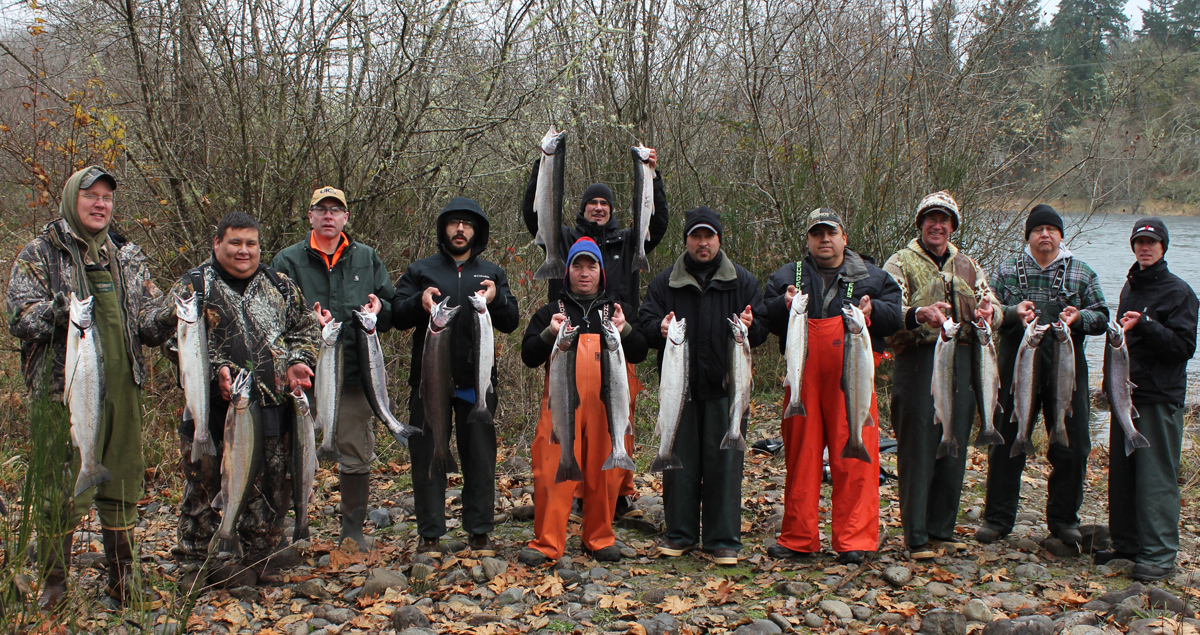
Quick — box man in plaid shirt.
[975,204,1108,548]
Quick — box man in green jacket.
[272,186,396,549]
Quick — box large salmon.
[355,309,422,446]
[1048,320,1074,447]
[1010,320,1050,457]
[1104,320,1151,456]
[651,316,688,472]
[840,304,875,462]
[210,369,261,557]
[467,293,495,426]
[783,293,809,418]
[421,297,461,477]
[971,318,1005,446]
[291,388,318,542]
[600,319,636,471]
[549,321,582,482]
[533,127,568,280]
[64,293,111,497]
[630,145,655,272]
[932,319,961,458]
[723,316,753,452]
[314,320,344,462]
[175,292,216,462]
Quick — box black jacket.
[763,250,904,353]
[522,158,669,311]
[393,201,520,388]
[521,291,649,369]
[1116,259,1198,406]
[639,252,769,400]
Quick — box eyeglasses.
[80,193,114,204]
[310,206,347,216]
[448,219,475,229]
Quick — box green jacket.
[272,233,395,387]
[883,238,1000,350]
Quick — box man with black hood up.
[521,147,670,521]
[393,197,520,558]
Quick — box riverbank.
[1015,197,1200,217]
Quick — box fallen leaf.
[598,592,637,612]
[534,573,565,598]
[657,595,698,615]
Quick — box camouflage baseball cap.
[806,208,843,232]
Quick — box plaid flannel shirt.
[989,247,1108,336]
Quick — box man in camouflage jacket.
[883,191,1000,556]
[7,166,165,610]
[152,212,319,589]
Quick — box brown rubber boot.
[103,528,165,610]
[339,472,371,551]
[37,531,73,613]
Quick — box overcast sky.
[1039,0,1151,30]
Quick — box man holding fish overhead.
[8,167,166,610]
[518,238,649,566]
[883,191,1000,558]
[977,204,1108,551]
[153,212,320,589]
[762,209,903,565]
[522,131,670,522]
[392,197,519,560]
[272,186,397,552]
[639,207,769,566]
[1099,217,1197,581]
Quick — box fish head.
[174,292,200,324]
[1026,323,1050,347]
[230,368,253,410]
[68,292,95,331]
[1106,320,1125,347]
[292,388,311,416]
[469,292,489,314]
[600,319,622,349]
[430,297,460,332]
[321,320,343,346]
[940,318,960,341]
[631,145,652,163]
[727,315,748,343]
[841,304,866,335]
[973,317,993,340]
[1051,321,1071,342]
[540,126,567,155]
[555,320,579,350]
[354,309,378,334]
[667,316,687,345]
[791,292,809,315]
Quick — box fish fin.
[390,423,424,447]
[467,406,494,427]
[1049,425,1071,448]
[192,436,218,462]
[550,429,561,445]
[1125,430,1151,456]
[1131,404,1140,419]
[1009,438,1033,458]
[73,463,113,497]
[974,429,1006,447]
[293,524,311,542]
[211,490,226,510]
[782,400,806,418]
[430,452,458,479]
[1127,380,1138,389]
[649,454,684,473]
[840,442,873,463]
[317,444,341,463]
[936,437,959,459]
[602,451,636,471]
[634,254,650,273]
[555,460,584,483]
[719,432,748,452]
[534,259,566,280]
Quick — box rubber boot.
[37,531,73,613]
[339,473,371,551]
[103,528,164,610]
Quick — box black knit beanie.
[1025,204,1064,239]
[579,183,614,215]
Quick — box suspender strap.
[1017,254,1071,297]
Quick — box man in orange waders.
[762,209,903,564]
[517,238,649,565]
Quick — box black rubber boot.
[103,528,164,610]
[37,531,73,613]
[339,473,371,551]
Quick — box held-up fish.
[631,145,655,272]
[64,293,111,497]
[291,388,318,542]
[600,319,636,471]
[549,320,582,482]
[723,316,753,451]
[175,292,216,462]
[1010,320,1050,457]
[971,318,1006,446]
[421,298,461,477]
[1048,321,1074,447]
[1105,321,1151,455]
[533,127,568,280]
[210,369,261,557]
[932,319,961,458]
[467,293,495,426]
[651,316,688,472]
[314,320,343,462]
[841,304,875,462]
[783,293,809,418]
[356,309,423,446]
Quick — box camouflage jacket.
[7,218,165,399]
[883,238,1001,349]
[153,259,319,407]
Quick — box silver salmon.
[64,293,111,497]
[1048,321,1074,447]
[314,320,343,462]
[783,293,809,418]
[533,127,568,280]
[355,309,422,446]
[549,320,582,482]
[600,319,636,471]
[971,318,1005,446]
[841,304,875,462]
[291,388,318,542]
[421,297,461,477]
[210,369,261,557]
[467,293,495,426]
[631,145,655,272]
[651,316,688,472]
[1010,320,1050,457]
[175,292,216,462]
[1105,320,1151,455]
[723,316,753,452]
[932,319,960,458]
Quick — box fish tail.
[209,532,242,558]
[317,443,341,463]
[73,463,113,497]
[1125,431,1151,456]
[634,254,650,273]
[602,450,636,472]
[649,454,684,473]
[719,432,748,452]
[555,458,584,483]
[390,423,423,447]
[936,437,959,459]
[1049,425,1071,448]
[840,441,872,463]
[974,429,1006,447]
[1009,438,1033,458]
[782,400,806,418]
[466,404,494,427]
[534,258,565,280]
[430,450,458,478]
[293,523,310,542]
[191,436,218,462]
